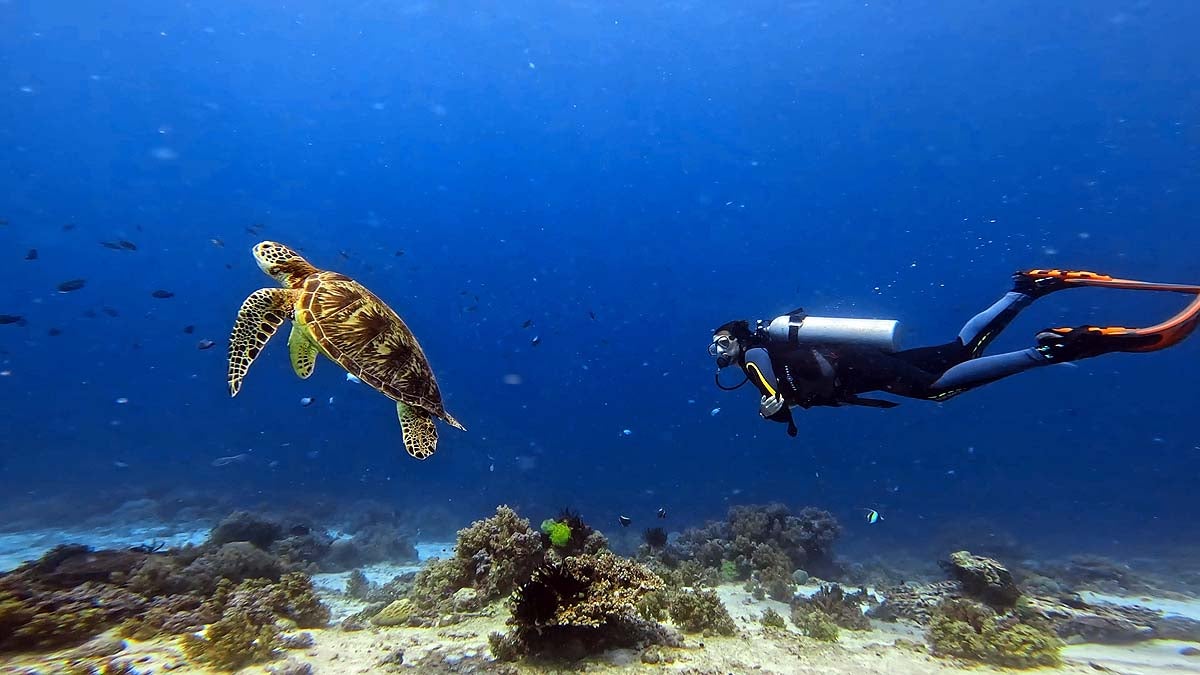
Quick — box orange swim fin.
[1039,292,1200,357]
[1022,269,1200,294]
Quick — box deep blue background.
[1,1,1197,554]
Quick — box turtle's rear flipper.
[398,402,438,460]
[228,288,295,396]
[287,325,318,379]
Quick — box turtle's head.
[253,241,317,288]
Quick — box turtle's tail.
[442,412,467,432]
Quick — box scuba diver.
[710,269,1200,436]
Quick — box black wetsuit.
[739,290,1051,434]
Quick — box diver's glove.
[759,394,785,418]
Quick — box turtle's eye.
[269,266,280,275]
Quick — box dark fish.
[0,219,8,226]
[118,240,137,251]
[224,263,233,269]
[465,305,478,312]
[0,315,24,325]
[197,339,215,350]
[530,336,541,347]
[24,249,37,261]
[151,290,175,299]
[394,249,404,256]
[183,325,195,334]
[83,309,97,318]
[589,310,597,320]
[101,307,119,317]
[100,241,123,250]
[62,223,75,231]
[47,327,62,336]
[338,250,350,259]
[56,279,86,292]
[618,516,632,527]
[521,319,533,328]
[657,508,667,519]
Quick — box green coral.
[719,560,739,582]
[666,588,737,636]
[540,519,572,548]
[928,599,1062,669]
[793,608,839,642]
[180,606,280,671]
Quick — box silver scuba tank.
[765,314,902,352]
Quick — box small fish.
[300,397,314,407]
[118,240,137,251]
[197,339,215,350]
[113,461,130,469]
[338,250,350,259]
[346,373,361,384]
[62,223,75,231]
[100,241,123,250]
[47,327,62,336]
[530,336,541,347]
[618,516,632,527]
[24,249,37,260]
[657,508,667,519]
[0,219,7,226]
[394,249,404,256]
[101,307,119,317]
[710,407,721,416]
[521,319,533,328]
[211,453,249,467]
[183,325,195,334]
[115,397,129,404]
[210,238,225,248]
[0,315,24,325]
[621,429,632,436]
[864,509,883,525]
[151,290,175,299]
[83,309,97,318]
[589,310,597,320]
[56,279,86,292]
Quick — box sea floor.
[1,523,1199,674]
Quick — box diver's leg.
[925,348,1049,400]
[955,292,1035,356]
[957,271,1087,356]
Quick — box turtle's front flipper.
[287,325,318,379]
[228,288,295,396]
[397,401,438,460]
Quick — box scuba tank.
[764,313,902,352]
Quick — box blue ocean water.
[0,1,1197,559]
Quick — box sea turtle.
[227,241,465,459]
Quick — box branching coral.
[180,607,281,671]
[666,588,737,636]
[928,599,1062,668]
[495,553,669,659]
[792,584,870,631]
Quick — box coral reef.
[669,503,843,585]
[760,607,787,630]
[928,598,1062,668]
[665,588,737,636]
[494,553,673,659]
[370,598,414,626]
[792,608,839,641]
[0,528,329,661]
[940,550,1021,609]
[323,522,418,571]
[180,606,280,671]
[410,505,546,613]
[792,584,871,630]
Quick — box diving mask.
[709,333,738,368]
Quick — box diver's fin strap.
[1025,269,1200,294]
[1045,292,1200,353]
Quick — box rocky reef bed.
[0,504,1197,674]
